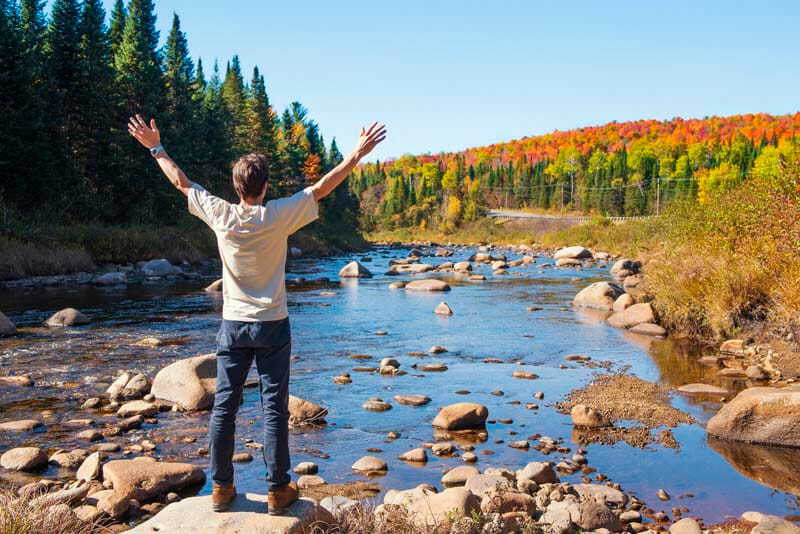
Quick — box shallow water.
[1,246,798,524]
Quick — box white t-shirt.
[188,183,319,322]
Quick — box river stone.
[151,353,216,410]
[578,498,622,531]
[720,339,746,355]
[516,462,558,484]
[352,455,387,473]
[293,461,318,475]
[45,307,90,327]
[677,383,729,395]
[429,345,448,354]
[0,312,16,336]
[404,487,480,529]
[405,279,451,292]
[613,293,635,312]
[630,322,667,336]
[289,395,328,425]
[393,394,431,406]
[556,257,583,267]
[432,403,489,430]
[77,452,103,482]
[103,457,206,503]
[707,386,800,446]
[435,301,454,315]
[571,404,610,428]
[142,258,178,277]
[320,495,358,516]
[117,400,158,417]
[77,429,103,441]
[49,449,89,468]
[669,517,702,534]
[0,419,42,432]
[442,465,480,487]
[573,282,624,311]
[232,452,253,463]
[748,514,800,534]
[398,448,428,463]
[121,373,151,399]
[127,494,332,534]
[339,261,372,278]
[363,398,392,412]
[573,484,628,506]
[610,258,640,277]
[421,363,448,372]
[297,475,325,488]
[94,272,127,285]
[1,447,48,471]
[107,372,132,400]
[454,261,472,272]
[512,370,538,380]
[607,302,655,329]
[465,474,511,498]
[204,279,223,292]
[0,375,32,386]
[554,246,592,260]
[388,281,406,289]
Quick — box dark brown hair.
[232,153,269,200]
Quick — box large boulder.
[432,403,488,430]
[610,258,641,278]
[403,487,480,530]
[127,494,332,534]
[0,312,16,336]
[339,261,372,278]
[405,279,451,292]
[554,246,592,260]
[0,447,48,471]
[441,465,479,487]
[707,386,800,446]
[573,282,624,311]
[45,308,90,327]
[288,395,327,425]
[151,354,216,411]
[607,302,655,329]
[141,258,177,277]
[103,457,205,503]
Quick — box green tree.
[108,0,125,57]
[162,12,197,179]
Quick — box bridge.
[487,209,652,223]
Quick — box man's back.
[188,184,318,322]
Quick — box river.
[1,244,798,525]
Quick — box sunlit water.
[1,245,798,524]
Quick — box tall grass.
[0,488,100,534]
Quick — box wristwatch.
[150,145,165,157]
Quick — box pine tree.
[163,13,196,175]
[242,66,281,182]
[108,0,125,58]
[194,60,232,198]
[221,55,247,155]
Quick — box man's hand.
[352,122,387,160]
[128,114,162,150]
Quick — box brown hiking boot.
[267,482,298,515]
[212,483,236,512]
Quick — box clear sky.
[98,0,800,161]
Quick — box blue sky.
[97,0,800,161]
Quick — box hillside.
[353,113,800,231]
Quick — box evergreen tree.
[242,66,281,183]
[108,0,125,58]
[221,55,247,154]
[163,12,196,182]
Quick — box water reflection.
[709,437,800,497]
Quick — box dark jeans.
[209,318,291,490]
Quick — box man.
[128,115,386,514]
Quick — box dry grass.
[0,488,102,534]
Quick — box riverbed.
[1,245,798,525]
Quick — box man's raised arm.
[310,122,387,201]
[128,115,193,196]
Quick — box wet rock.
[332,373,352,384]
[77,429,103,441]
[613,293,635,312]
[0,375,32,387]
[117,400,158,417]
[607,302,655,329]
[121,373,151,399]
[107,372,132,400]
[405,279,451,292]
[94,272,127,286]
[421,363,448,372]
[509,440,529,449]
[570,404,610,428]
[82,397,102,409]
[707,386,800,446]
[388,281,406,289]
[0,311,17,337]
[658,488,671,501]
[363,398,392,412]
[204,279,223,292]
[454,261,472,272]
[512,370,538,380]
[293,461,318,475]
[232,452,253,463]
[573,282,624,311]
[554,246,592,260]
[435,301,454,315]
[432,403,489,430]
[556,258,583,267]
[470,274,486,281]
[1,447,48,471]
[297,475,325,488]
[77,452,103,482]
[0,419,42,432]
[339,261,372,278]
[45,307,90,327]
[517,461,558,484]
[677,383,729,395]
[141,258,178,276]
[103,457,206,505]
[127,494,332,534]
[461,452,477,463]
[630,323,667,336]
[393,394,431,406]
[429,345,448,354]
[398,448,428,463]
[151,353,216,410]
[669,517,702,534]
[289,395,328,425]
[352,456,387,474]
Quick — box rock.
[398,448,428,463]
[512,370,538,380]
[363,398,392,412]
[403,487,480,529]
[320,495,358,516]
[383,484,438,506]
[578,498,622,531]
[670,517,702,534]
[142,258,177,277]
[539,498,580,529]
[707,386,800,446]
[573,282,625,311]
[435,301,454,315]
[103,457,206,503]
[565,354,590,361]
[121,373,151,399]
[554,246,592,260]
[49,449,89,468]
[464,474,511,498]
[45,307,90,327]
[630,323,667,336]
[509,440,529,449]
[657,488,671,501]
[746,365,769,380]
[480,490,535,515]
[0,447,48,471]
[332,374,352,384]
[289,395,328,425]
[405,279,451,292]
[429,345,448,354]
[204,279,223,292]
[0,375,32,387]
[0,311,16,335]
[516,462,558,484]
[127,494,332,534]
[232,452,253,463]
[607,302,655,329]
[151,354,216,411]
[432,403,488,430]
[748,514,800,534]
[0,419,42,432]
[380,357,400,368]
[77,452,103,482]
[720,339,746,355]
[293,461,318,475]
[454,261,472,272]
[117,400,158,417]
[613,293,635,312]
[96,490,130,519]
[77,429,103,441]
[94,272,127,286]
[556,258,583,267]
[29,485,90,508]
[297,475,325,488]
[677,383,729,395]
[107,372,132,400]
[388,281,406,289]
[421,363,448,372]
[571,404,610,428]
[393,394,431,406]
[610,258,641,277]
[290,246,303,257]
[339,261,372,278]
[572,484,627,506]
[352,456,387,474]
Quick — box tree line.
[352,113,800,230]
[0,0,358,237]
